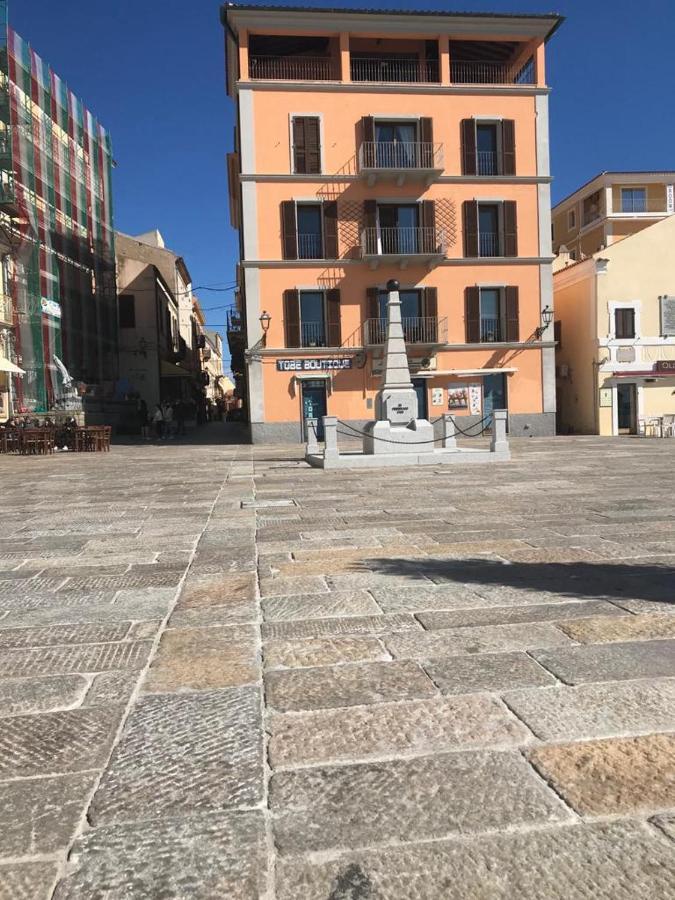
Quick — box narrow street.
[0,435,673,898]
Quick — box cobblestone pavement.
[1,434,674,899]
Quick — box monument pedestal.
[362,418,435,454]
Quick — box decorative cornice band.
[239,173,553,185]
[237,80,551,97]
[240,257,554,268]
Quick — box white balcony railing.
[297,233,324,259]
[361,226,446,258]
[451,59,535,85]
[359,141,444,172]
[480,317,503,342]
[300,322,327,348]
[351,57,440,84]
[249,55,336,81]
[477,150,499,176]
[479,232,501,257]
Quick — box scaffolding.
[0,2,116,413]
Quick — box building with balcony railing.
[222,3,562,442]
[552,171,675,262]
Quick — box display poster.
[447,383,468,409]
[431,387,444,406]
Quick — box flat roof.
[222,3,564,40]
[554,171,675,211]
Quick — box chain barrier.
[307,415,492,446]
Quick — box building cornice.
[239,173,553,185]
[250,341,556,356]
[237,80,551,97]
[240,257,554,268]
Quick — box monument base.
[306,446,510,470]
[362,418,435,455]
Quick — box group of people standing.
[136,398,195,440]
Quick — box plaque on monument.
[661,296,675,336]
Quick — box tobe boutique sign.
[276,358,352,372]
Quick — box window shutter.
[423,287,438,342]
[323,200,338,259]
[304,117,321,174]
[419,117,433,168]
[281,201,297,260]
[503,201,518,257]
[461,119,477,176]
[463,200,479,257]
[465,287,480,343]
[615,308,635,339]
[292,118,306,173]
[554,320,562,348]
[360,116,375,168]
[505,286,520,342]
[326,288,341,346]
[363,199,377,255]
[283,289,300,347]
[501,120,516,176]
[421,200,437,253]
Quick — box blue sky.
[13,0,675,370]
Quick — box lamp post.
[259,310,271,344]
[535,305,554,339]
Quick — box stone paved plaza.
[0,433,674,898]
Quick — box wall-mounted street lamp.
[259,310,271,334]
[535,305,554,339]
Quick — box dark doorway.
[483,373,507,426]
[412,378,428,419]
[301,380,327,441]
[617,382,637,434]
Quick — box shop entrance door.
[412,379,428,420]
[483,373,507,427]
[302,380,327,441]
[617,383,637,434]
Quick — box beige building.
[116,232,203,408]
[552,171,675,262]
[554,215,675,436]
[202,329,226,402]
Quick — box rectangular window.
[296,204,323,259]
[476,123,499,176]
[621,188,647,213]
[567,208,576,230]
[378,204,420,254]
[299,290,326,347]
[615,307,636,339]
[478,203,500,257]
[119,294,135,328]
[479,287,502,341]
[374,120,418,168]
[292,116,321,174]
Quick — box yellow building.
[554,215,675,435]
[552,171,675,261]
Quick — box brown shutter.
[465,286,480,343]
[304,117,321,174]
[461,119,477,176]
[505,286,520,342]
[366,286,380,344]
[503,201,518,257]
[292,118,306,173]
[423,287,438,342]
[323,200,338,259]
[501,120,516,176]
[419,117,433,168]
[360,116,375,168]
[326,289,341,346]
[283,289,300,347]
[463,200,479,257]
[421,200,436,253]
[281,201,297,260]
[363,199,377,255]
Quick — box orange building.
[222,4,563,442]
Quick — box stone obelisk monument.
[363,279,435,455]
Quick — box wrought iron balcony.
[358,141,444,182]
[249,55,336,81]
[479,317,503,343]
[451,58,535,85]
[478,232,502,257]
[363,316,447,346]
[297,233,324,259]
[350,57,440,84]
[477,150,499,176]
[300,321,327,348]
[360,226,447,265]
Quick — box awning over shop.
[160,361,194,379]
[414,367,518,378]
[0,357,25,375]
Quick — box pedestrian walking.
[162,401,174,439]
[137,396,150,440]
[152,404,164,439]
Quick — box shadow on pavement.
[113,422,252,447]
[366,556,675,605]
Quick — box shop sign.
[41,298,62,318]
[660,296,675,336]
[667,184,675,214]
[655,359,675,373]
[276,358,352,372]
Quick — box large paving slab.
[532,639,675,684]
[385,621,572,658]
[270,750,572,853]
[274,821,675,899]
[89,687,263,824]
